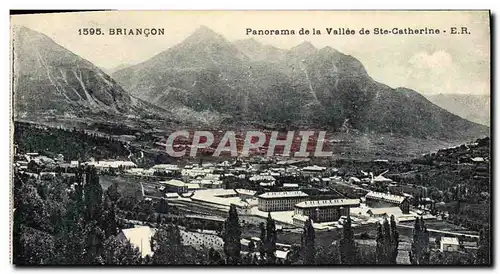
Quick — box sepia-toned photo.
[10,10,491,266]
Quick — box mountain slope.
[424,94,490,126]
[11,26,164,121]
[112,26,489,140]
[234,38,287,62]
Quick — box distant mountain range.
[113,26,488,139]
[12,25,488,141]
[424,94,490,126]
[100,64,133,75]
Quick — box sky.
[11,10,490,96]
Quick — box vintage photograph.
[10,10,491,266]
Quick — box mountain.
[424,94,490,126]
[112,26,253,123]
[233,38,287,62]
[112,26,488,140]
[11,26,164,121]
[100,63,133,75]
[290,41,317,56]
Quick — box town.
[12,132,490,265]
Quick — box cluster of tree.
[218,205,290,265]
[300,215,394,265]
[14,164,490,266]
[339,137,491,235]
[409,217,490,265]
[375,215,399,264]
[476,225,491,265]
[147,224,206,265]
[12,167,217,265]
[220,210,487,266]
[258,213,278,264]
[90,122,139,136]
[14,122,132,162]
[410,217,430,264]
[13,166,141,265]
[221,205,242,265]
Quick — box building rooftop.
[441,237,460,245]
[293,214,310,222]
[258,191,308,199]
[249,175,276,181]
[349,177,361,182]
[151,164,179,170]
[276,158,310,165]
[235,189,257,196]
[196,179,223,185]
[367,207,403,217]
[186,183,201,189]
[366,191,406,203]
[87,160,137,168]
[165,193,179,198]
[275,250,289,259]
[471,157,485,162]
[295,199,360,209]
[119,226,155,258]
[302,165,327,172]
[161,179,186,187]
[372,175,393,183]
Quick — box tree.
[339,215,356,264]
[156,198,169,214]
[102,235,142,265]
[356,247,377,264]
[259,222,266,259]
[389,215,399,263]
[376,216,399,264]
[376,222,386,264]
[475,225,490,265]
[15,226,56,265]
[314,243,340,265]
[208,248,225,265]
[301,218,315,265]
[409,217,430,264]
[83,167,103,222]
[82,220,106,264]
[264,212,277,264]
[105,181,120,203]
[151,224,185,264]
[222,204,241,265]
[102,197,119,238]
[248,240,256,253]
[56,214,88,264]
[429,249,475,265]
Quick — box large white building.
[365,191,410,214]
[160,179,188,193]
[294,199,360,222]
[86,160,137,170]
[257,191,309,212]
[301,165,327,176]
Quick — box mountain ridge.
[112,26,488,140]
[424,93,490,126]
[12,25,180,125]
